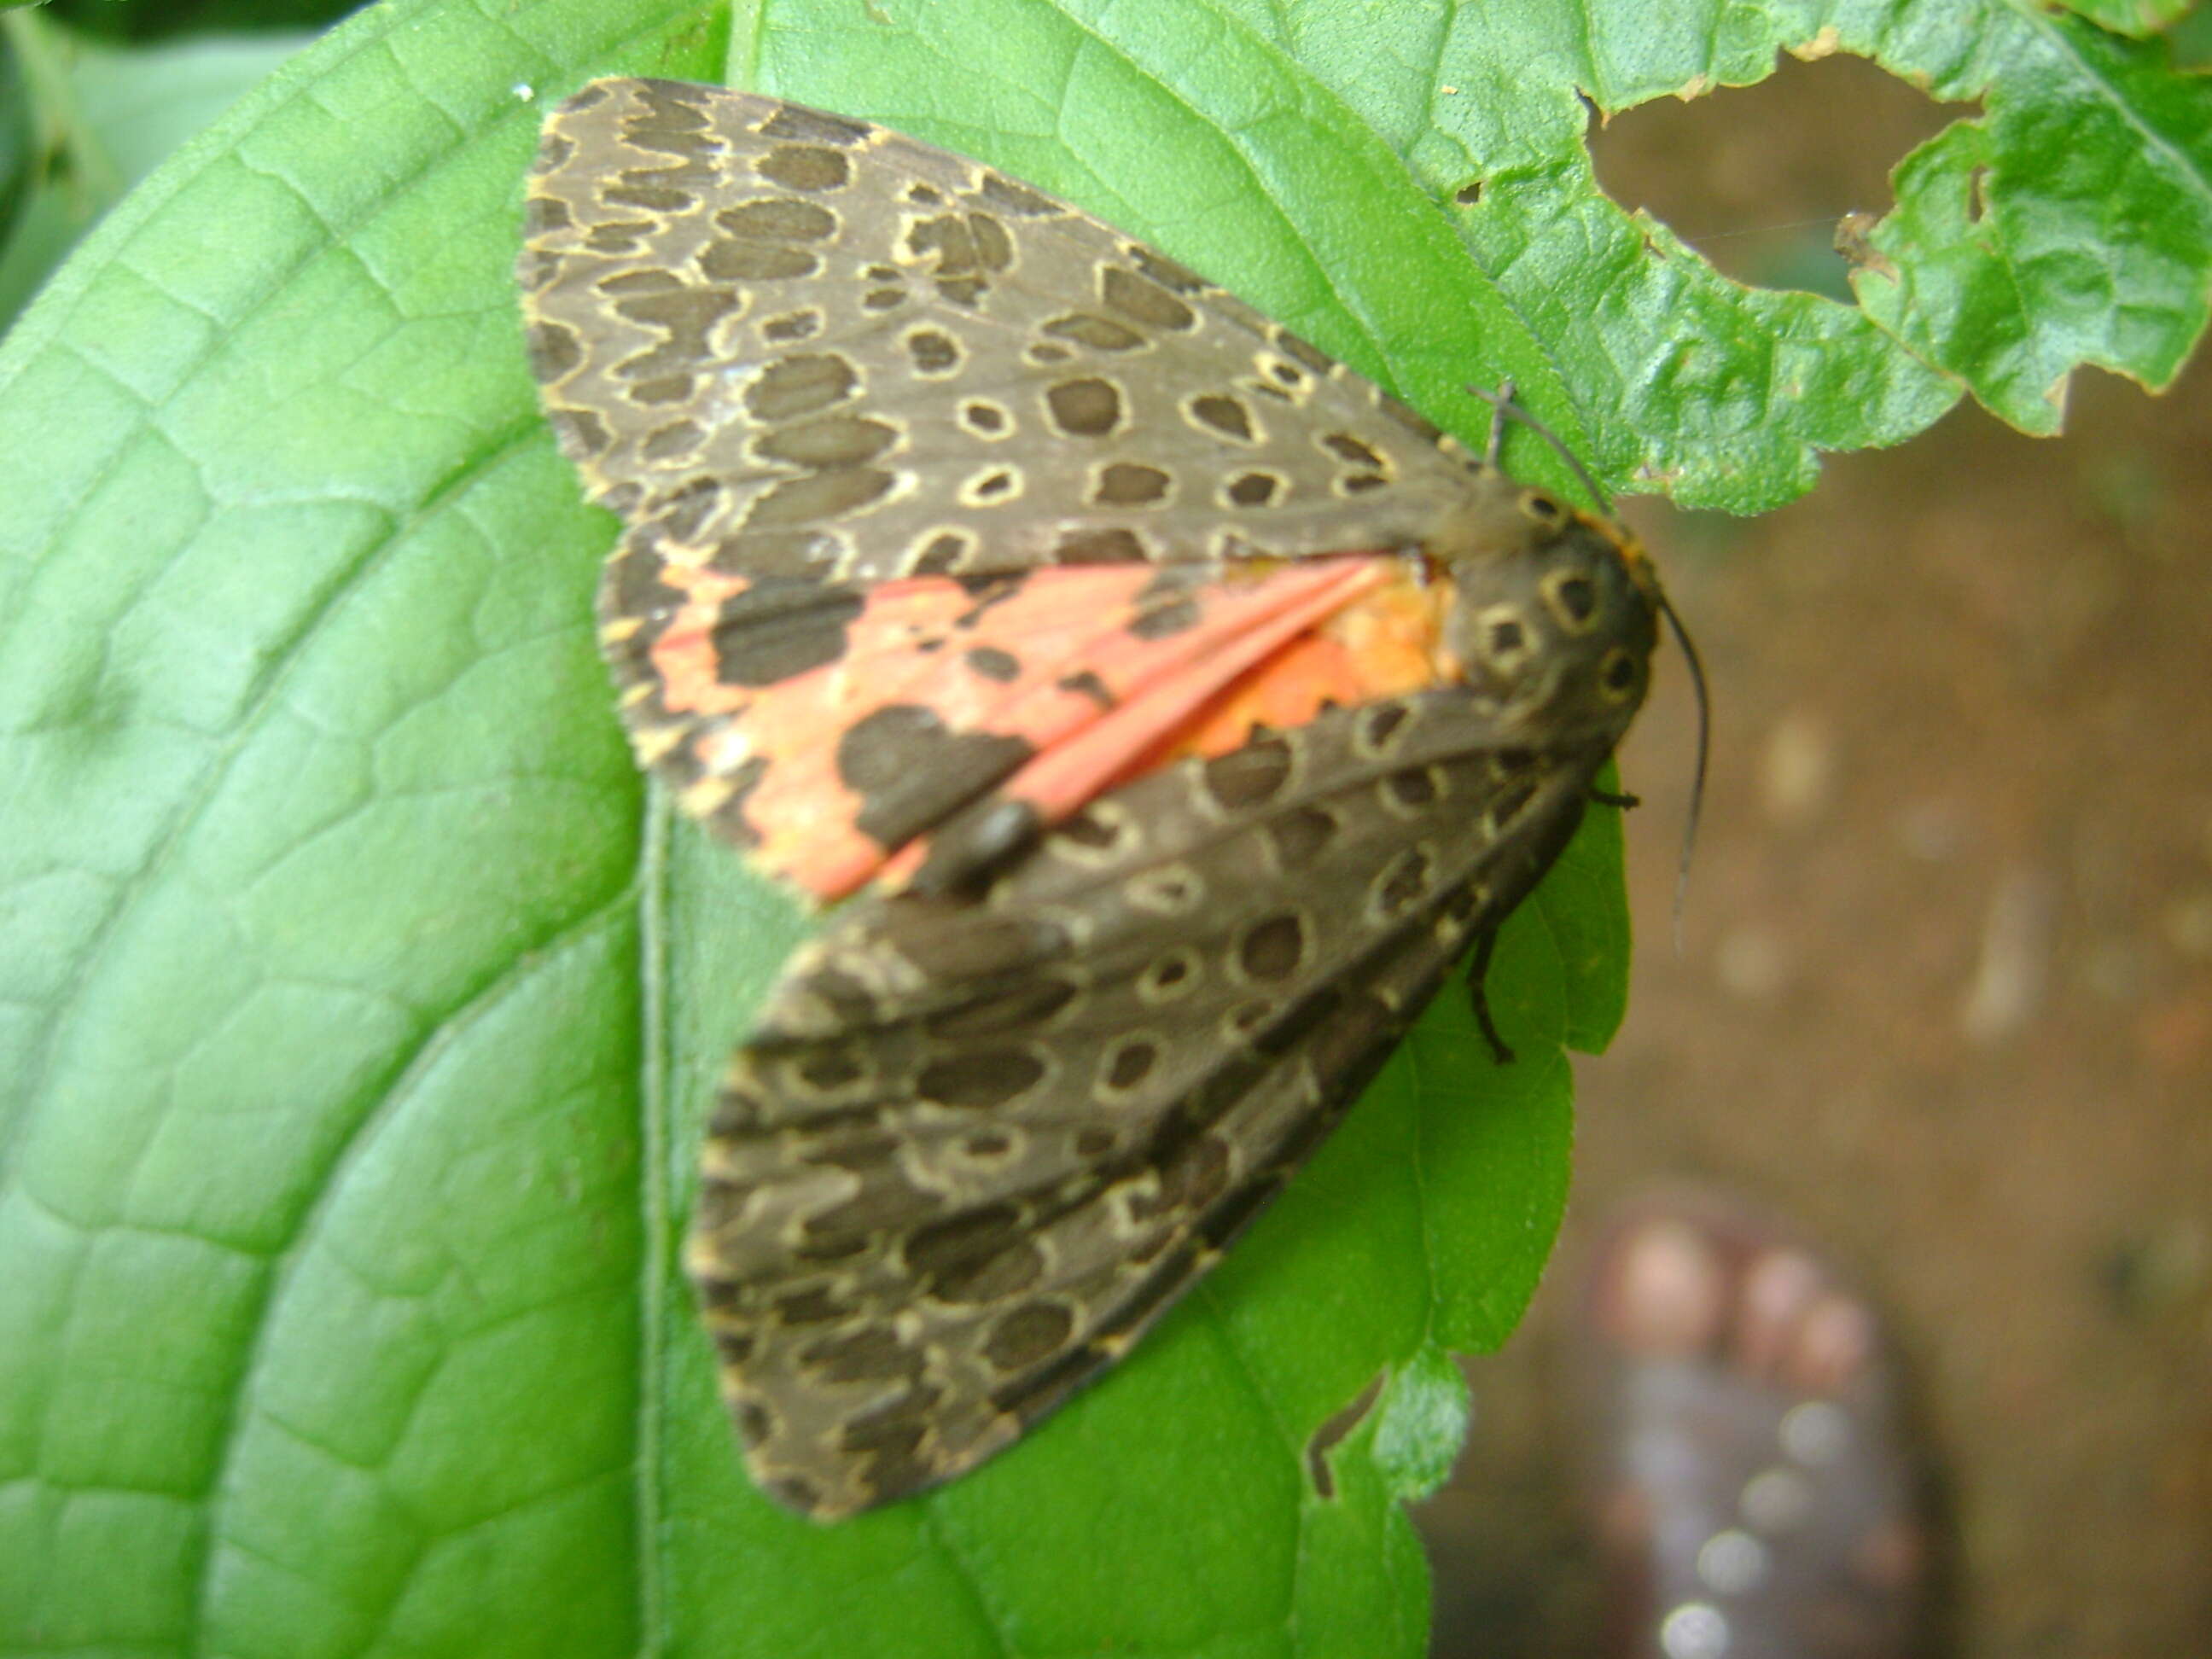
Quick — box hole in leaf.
[1589,52,1970,300]
[1305,1371,1387,1499]
[1453,180,1482,207]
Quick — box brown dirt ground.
[1418,55,2212,1659]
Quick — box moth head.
[1434,480,1662,747]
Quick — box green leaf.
[0,11,319,329]
[1234,0,2212,481]
[2,1,2208,1656]
[2049,0,2197,39]
[1835,3,2212,434]
[44,0,363,39]
[1370,1348,1473,1503]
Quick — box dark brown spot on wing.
[1045,377,1122,437]
[1265,806,1337,869]
[963,645,1021,682]
[755,143,851,191]
[834,703,1035,848]
[759,102,871,145]
[925,975,1078,1039]
[916,1049,1047,1108]
[800,1324,923,1383]
[1092,463,1171,507]
[747,353,857,421]
[752,415,898,469]
[1386,766,1440,808]
[1202,733,1293,810]
[904,1204,1044,1302]
[1128,1133,1231,1222]
[1237,912,1307,981]
[1358,701,1410,753]
[1059,669,1115,707]
[984,1302,1074,1372]
[1100,265,1197,330]
[1188,393,1254,441]
[526,320,581,381]
[905,328,960,373]
[1129,597,1199,638]
[1045,312,1146,352]
[1101,1038,1159,1093]
[1053,528,1148,564]
[713,585,865,687]
[1372,847,1434,917]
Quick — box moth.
[517,77,1675,1518]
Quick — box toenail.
[1744,1249,1822,1315]
[1740,1249,1824,1371]
[1795,1295,1877,1391]
[1611,1219,1726,1354]
[1658,1599,1732,1658]
[1697,1527,1769,1595]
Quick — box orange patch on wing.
[637,562,757,719]
[1155,571,1458,762]
[645,557,1436,901]
[879,557,1407,888]
[678,565,1173,898]
[877,559,1463,893]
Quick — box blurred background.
[1424,48,2212,1659]
[6,9,2206,1655]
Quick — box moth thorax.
[1421,468,1547,568]
[1441,521,1661,747]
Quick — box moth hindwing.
[517,75,1664,1517]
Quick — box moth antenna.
[1463,382,1615,516]
[1659,593,1710,954]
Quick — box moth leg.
[1589,786,1641,810]
[1465,927,1515,1066]
[1482,377,1516,469]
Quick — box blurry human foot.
[1576,1191,1940,1659]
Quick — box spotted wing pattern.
[515,77,1523,892]
[519,77,1493,585]
[688,509,1659,1517]
[515,76,1667,1518]
[597,549,1407,899]
[695,689,1620,1516]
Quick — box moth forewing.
[690,694,1632,1516]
